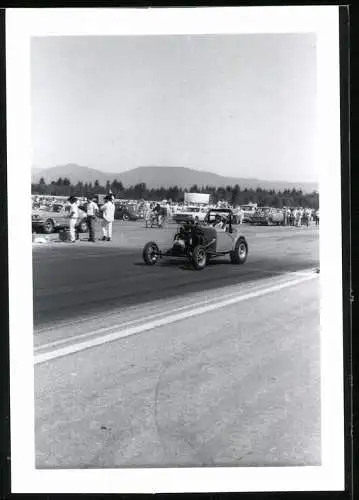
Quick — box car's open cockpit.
[204,210,233,233]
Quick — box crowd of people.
[66,194,115,243]
[140,202,319,227]
[282,207,319,227]
[32,194,319,244]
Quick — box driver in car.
[213,214,227,230]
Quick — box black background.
[0,3,354,499]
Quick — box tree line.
[32,177,319,209]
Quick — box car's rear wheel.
[191,245,207,270]
[230,237,248,264]
[143,241,160,265]
[43,219,55,234]
[123,214,130,221]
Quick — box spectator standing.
[288,209,292,226]
[86,195,99,242]
[145,202,152,228]
[153,203,161,225]
[291,209,296,227]
[100,195,115,241]
[283,208,288,226]
[305,208,312,227]
[298,208,304,227]
[68,196,79,243]
[238,207,244,225]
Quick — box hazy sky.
[31,34,317,182]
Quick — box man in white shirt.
[297,208,303,227]
[68,196,79,243]
[86,195,99,242]
[238,207,244,225]
[101,195,115,241]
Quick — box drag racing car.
[142,208,248,270]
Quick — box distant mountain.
[32,164,110,186]
[32,164,318,193]
[32,167,44,176]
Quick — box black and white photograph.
[6,6,346,494]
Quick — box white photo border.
[6,6,344,494]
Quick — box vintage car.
[114,203,141,221]
[239,204,258,223]
[142,208,248,270]
[32,204,88,234]
[172,205,208,224]
[250,207,284,226]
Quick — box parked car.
[142,208,248,270]
[32,205,88,234]
[114,203,141,221]
[239,204,258,222]
[250,207,284,226]
[172,206,208,224]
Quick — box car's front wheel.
[191,245,207,270]
[43,219,55,234]
[143,241,160,265]
[230,237,248,264]
[123,214,130,221]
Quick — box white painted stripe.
[35,272,309,351]
[34,273,317,365]
[240,267,319,276]
[34,267,317,334]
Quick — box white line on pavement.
[35,271,313,351]
[34,268,318,335]
[34,273,318,365]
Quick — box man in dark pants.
[86,195,99,242]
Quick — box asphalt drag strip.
[32,224,319,330]
[34,272,321,468]
[34,269,318,363]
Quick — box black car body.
[114,204,140,221]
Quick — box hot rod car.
[142,209,248,270]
